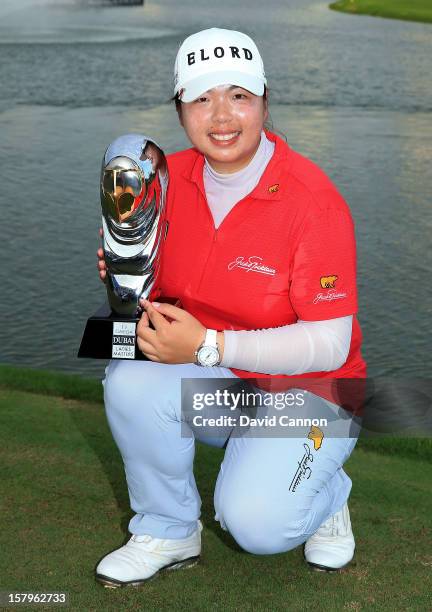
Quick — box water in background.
[1,0,431,378]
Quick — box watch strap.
[204,328,217,348]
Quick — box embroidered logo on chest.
[227,256,276,276]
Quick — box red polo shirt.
[158,131,366,411]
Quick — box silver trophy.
[78,134,169,360]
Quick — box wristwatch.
[194,329,221,367]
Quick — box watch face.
[197,346,219,367]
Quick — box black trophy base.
[78,303,148,360]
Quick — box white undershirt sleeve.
[220,316,353,375]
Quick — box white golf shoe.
[95,521,202,588]
[304,502,355,571]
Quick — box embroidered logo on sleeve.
[268,183,279,193]
[313,274,347,304]
[320,275,338,288]
[313,289,347,304]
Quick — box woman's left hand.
[137,299,206,363]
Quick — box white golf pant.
[103,360,359,555]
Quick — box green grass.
[0,364,103,404]
[329,0,432,24]
[1,385,431,611]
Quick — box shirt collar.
[183,130,292,201]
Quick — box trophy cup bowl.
[78,134,168,360]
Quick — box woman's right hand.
[97,227,107,283]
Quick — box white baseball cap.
[174,28,267,103]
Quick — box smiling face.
[177,84,268,174]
